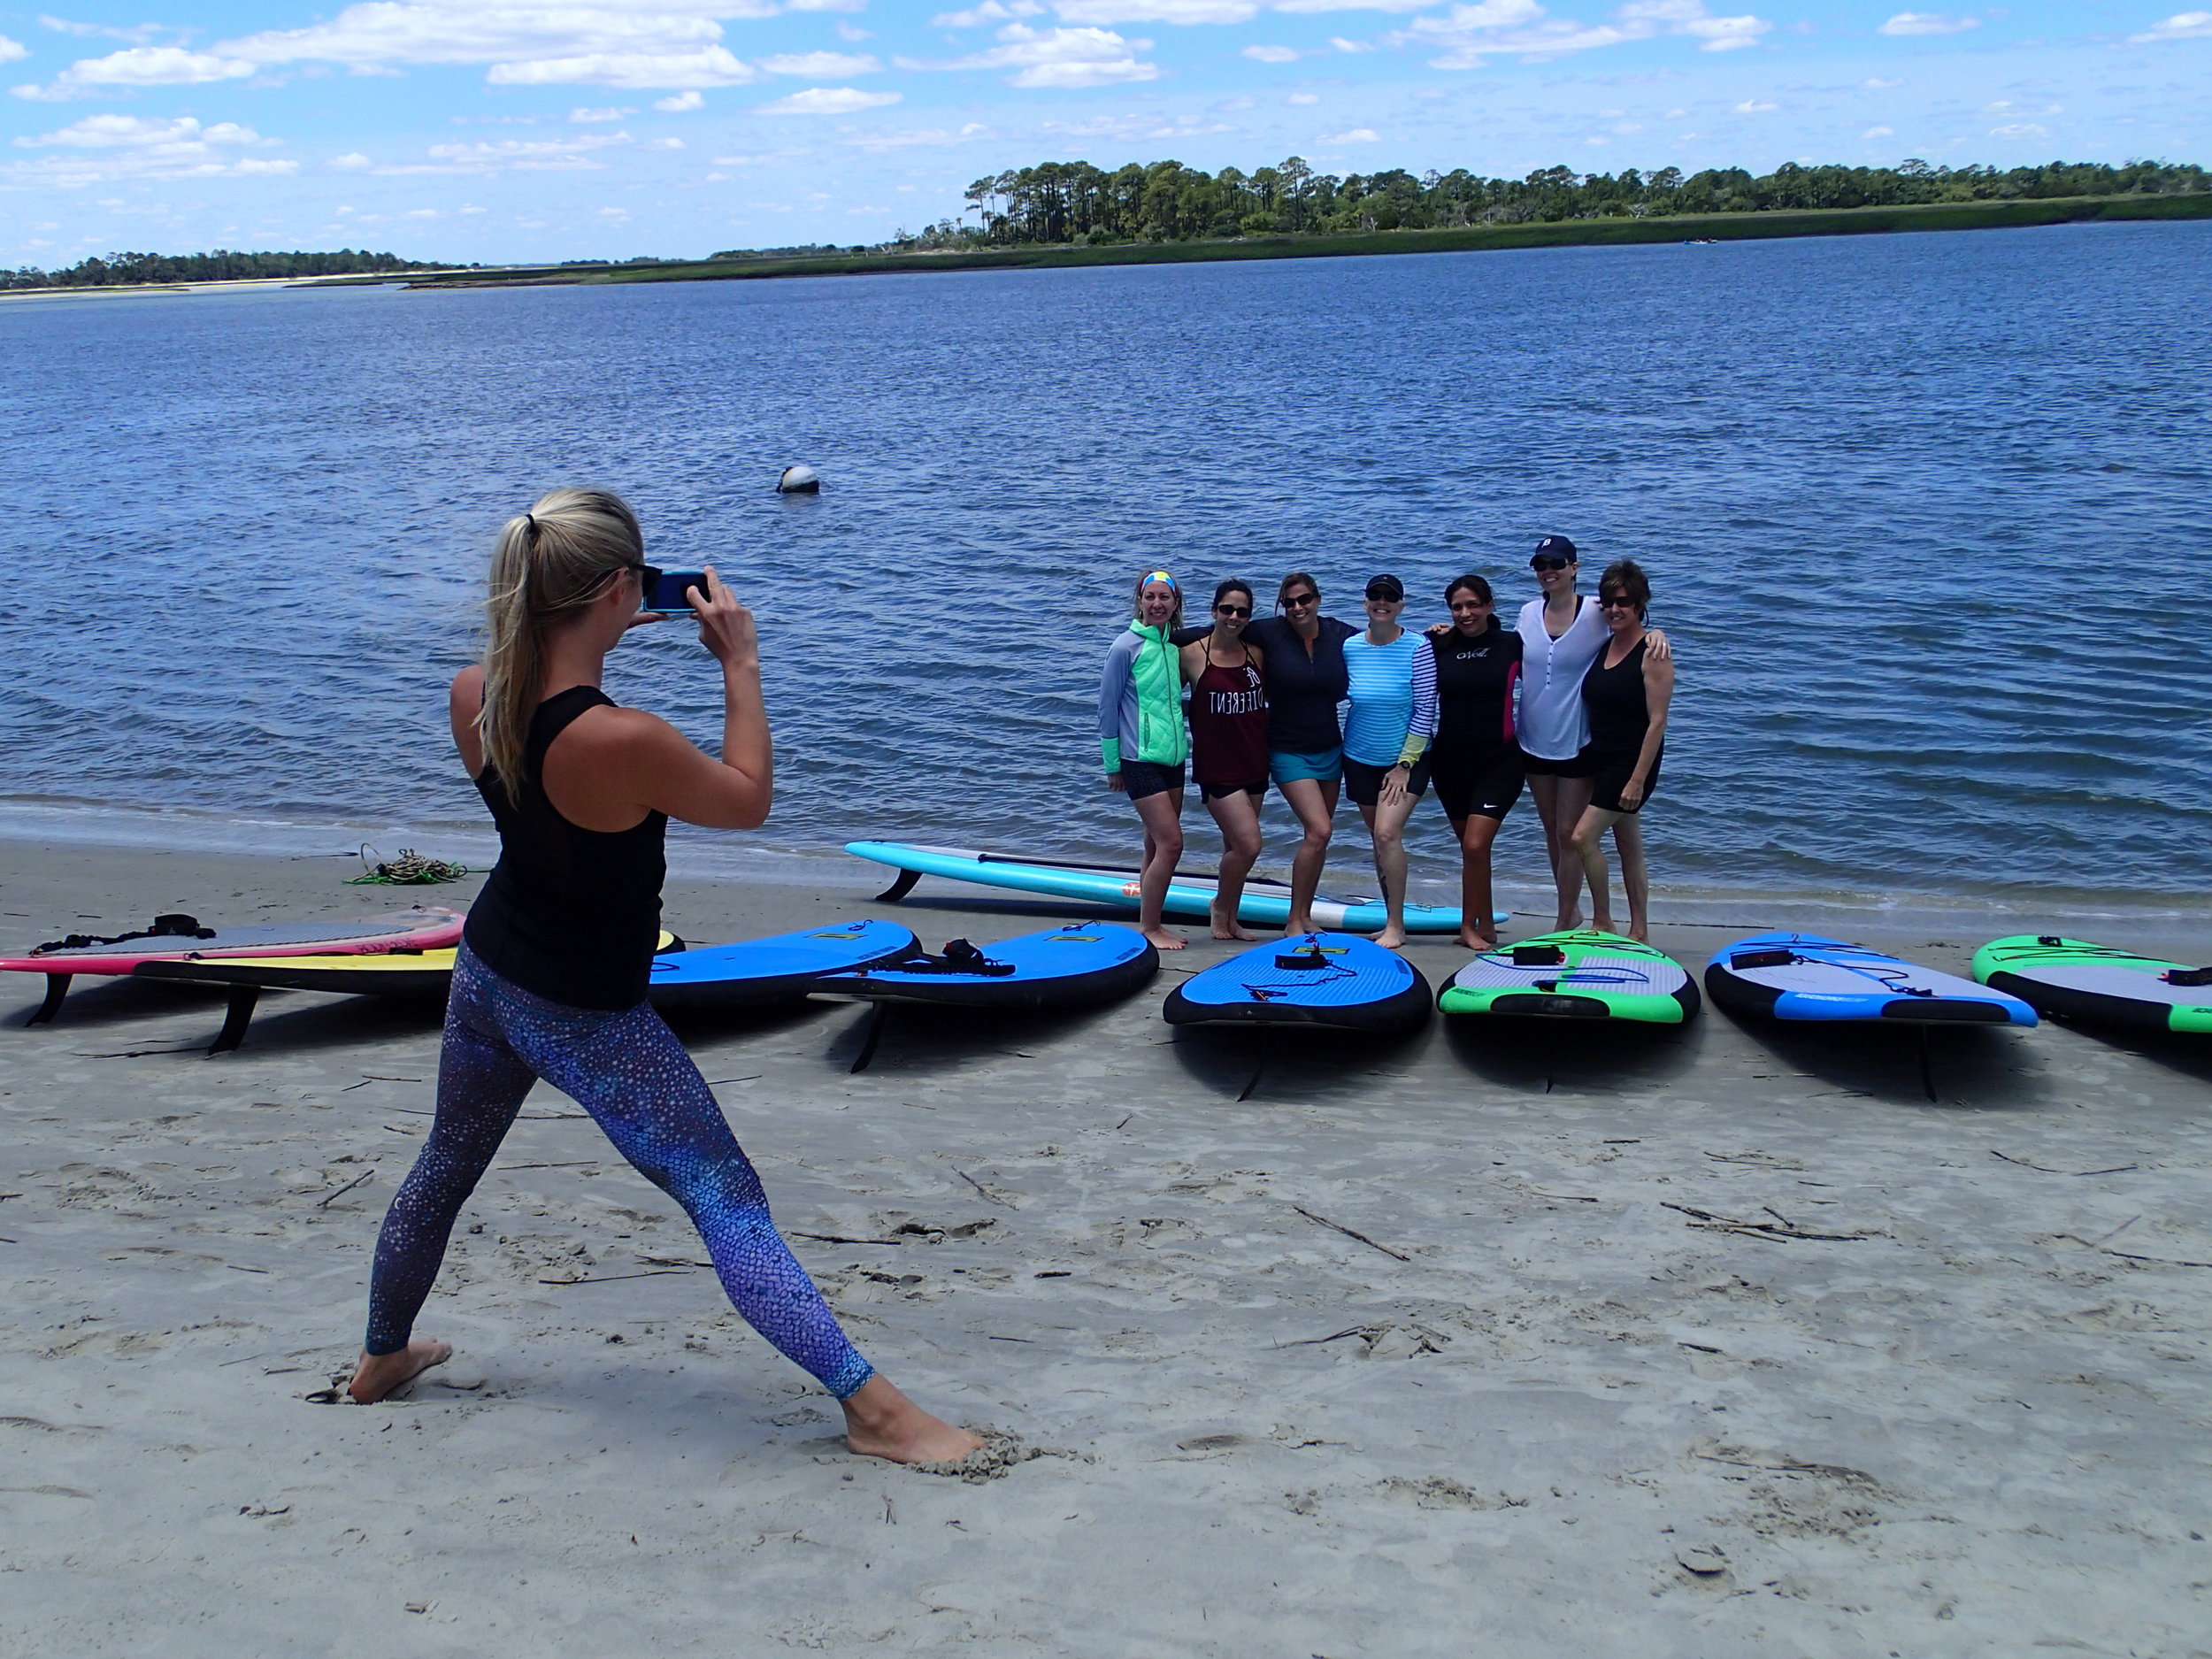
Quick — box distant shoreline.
[397,192,2211,292]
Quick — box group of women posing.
[1096,538,1677,949]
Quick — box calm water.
[4,221,2209,913]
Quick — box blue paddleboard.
[1705,933,2036,1026]
[848,841,1500,933]
[814,921,1157,1011]
[1164,932,1432,1033]
[647,918,918,1010]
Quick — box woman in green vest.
[1098,570,1190,950]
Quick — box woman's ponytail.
[476,488,645,803]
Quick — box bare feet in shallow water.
[348,1338,450,1404]
[841,1376,984,1464]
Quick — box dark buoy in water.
[776,465,820,495]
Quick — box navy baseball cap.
[1364,572,1405,601]
[1531,535,1578,565]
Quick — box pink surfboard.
[4,906,465,1026]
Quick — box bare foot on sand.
[1590,915,1617,937]
[1210,906,1256,942]
[841,1376,984,1465]
[1143,925,1187,951]
[1459,927,1498,950]
[1375,926,1407,950]
[348,1338,450,1404]
[1556,910,1584,933]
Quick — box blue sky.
[3,0,2207,265]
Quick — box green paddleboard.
[1437,930,1701,1024]
[1973,934,2212,1035]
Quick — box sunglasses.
[1600,594,1638,610]
[1365,591,1402,603]
[1531,555,1574,572]
[1283,592,1319,608]
[1214,603,1251,618]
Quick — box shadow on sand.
[1713,1010,2051,1110]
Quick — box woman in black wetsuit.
[1568,559,1674,943]
[347,488,979,1469]
[1425,573,1525,949]
[1239,572,1356,935]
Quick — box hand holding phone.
[642,569,710,614]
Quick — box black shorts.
[1519,749,1594,780]
[1199,779,1267,803]
[1431,743,1525,824]
[1119,760,1186,801]
[1342,756,1431,808]
[1584,743,1660,815]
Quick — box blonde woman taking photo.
[347,488,979,1468]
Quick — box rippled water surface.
[5,220,2209,909]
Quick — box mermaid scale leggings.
[363,943,876,1400]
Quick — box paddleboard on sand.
[1438,931,1699,1023]
[7,906,465,1027]
[1165,933,1431,1033]
[646,919,919,1010]
[135,931,684,1052]
[1706,933,2034,1026]
[847,841,1503,934]
[815,921,1156,1012]
[1974,934,2212,1035]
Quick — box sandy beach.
[4,836,2210,1655]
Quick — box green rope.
[346,844,472,886]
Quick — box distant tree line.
[910,157,2208,249]
[0,248,442,291]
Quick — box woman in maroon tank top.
[1179,580,1270,941]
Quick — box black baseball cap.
[1531,535,1578,565]
[1364,572,1405,601]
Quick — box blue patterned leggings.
[364,942,876,1400]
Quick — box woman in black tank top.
[349,488,979,1469]
[1566,559,1676,942]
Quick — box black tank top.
[464,686,667,1010]
[1580,635,1651,752]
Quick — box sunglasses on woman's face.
[1215,603,1251,618]
[1600,595,1637,609]
[1284,592,1318,608]
[1531,555,1573,572]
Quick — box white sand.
[4,841,2210,1655]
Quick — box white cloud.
[1732,96,1775,110]
[654,88,704,109]
[0,34,29,64]
[758,50,880,73]
[38,16,165,41]
[1863,74,1903,86]
[1393,0,1770,67]
[1331,33,1374,47]
[1056,0,1256,20]
[1276,0,1432,12]
[1039,111,1230,136]
[1322,125,1379,141]
[330,150,373,168]
[1878,11,1978,33]
[4,112,294,186]
[842,120,994,150]
[644,134,684,146]
[1989,120,2047,136]
[1862,123,1893,135]
[14,0,782,97]
[756,84,901,111]
[786,0,865,10]
[1242,42,1302,58]
[416,132,634,171]
[570,104,634,121]
[2131,9,2212,39]
[913,20,1159,84]
[931,0,1043,20]
[1287,88,1318,100]
[836,21,872,39]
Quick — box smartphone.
[642,570,709,614]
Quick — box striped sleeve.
[1397,639,1438,766]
